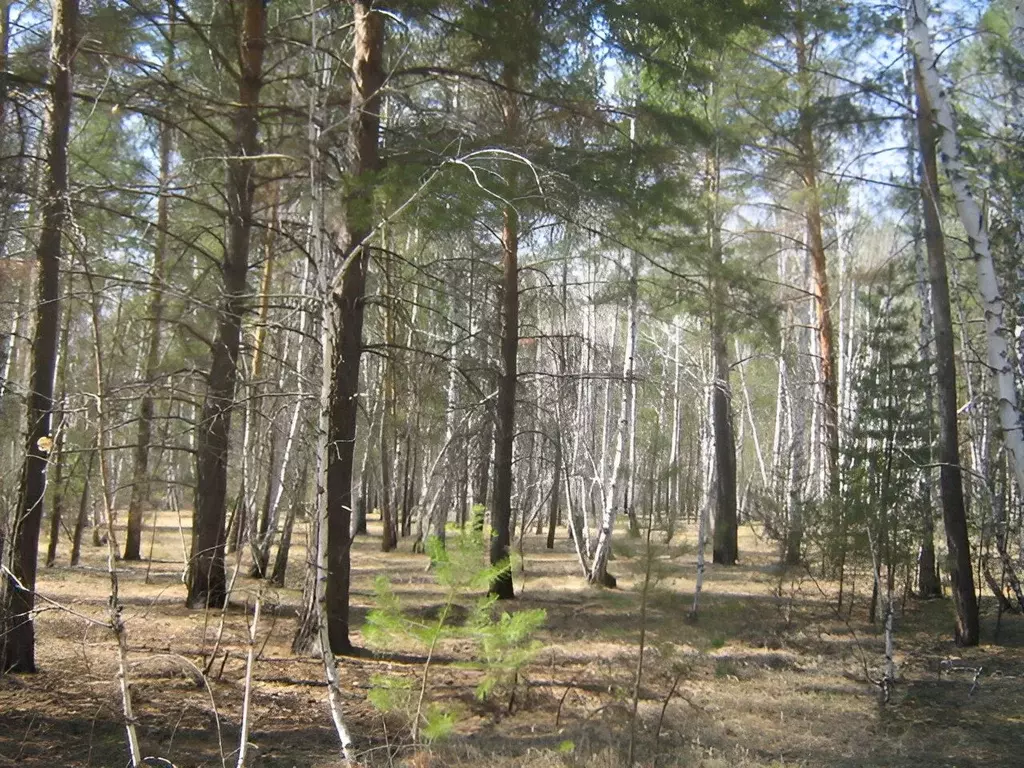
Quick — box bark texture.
[125,23,174,559]
[908,0,1024,508]
[325,0,384,650]
[188,0,265,608]
[794,16,839,496]
[2,0,78,673]
[910,43,979,646]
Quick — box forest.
[1,0,1023,766]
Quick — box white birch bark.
[308,7,353,756]
[668,315,682,511]
[589,258,638,584]
[770,246,791,495]
[736,340,769,489]
[260,257,311,556]
[690,465,714,619]
[624,256,640,531]
[907,0,1024,502]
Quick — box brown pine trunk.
[905,61,941,599]
[708,146,738,565]
[187,0,265,608]
[711,321,738,564]
[490,201,519,599]
[324,0,384,653]
[913,58,978,645]
[488,57,523,599]
[1,0,77,674]
[125,17,174,559]
[794,19,839,496]
[546,430,561,549]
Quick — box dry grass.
[2,513,1022,767]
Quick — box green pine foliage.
[362,528,545,741]
[838,271,931,591]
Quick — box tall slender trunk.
[624,262,640,537]
[490,201,519,599]
[125,12,175,560]
[794,17,839,497]
[488,60,522,600]
[910,46,979,646]
[903,52,941,598]
[589,254,638,586]
[708,143,738,565]
[244,181,279,576]
[45,291,74,566]
[69,439,96,567]
[1,0,77,674]
[260,257,314,565]
[324,0,385,651]
[909,0,1024,511]
[188,0,265,608]
[711,319,737,564]
[546,430,562,549]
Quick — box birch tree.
[907,0,979,645]
[907,0,1024,506]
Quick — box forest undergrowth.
[1,517,1021,768]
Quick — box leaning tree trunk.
[125,17,174,559]
[1,0,77,674]
[909,31,979,646]
[187,0,265,608]
[325,0,384,651]
[909,0,1024,510]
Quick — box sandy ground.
[2,513,1022,767]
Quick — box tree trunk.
[708,144,738,566]
[70,441,96,567]
[125,17,175,560]
[909,0,1024,512]
[589,254,638,587]
[546,430,561,550]
[711,320,738,564]
[1,0,77,674]
[910,42,979,646]
[490,198,519,599]
[270,461,305,588]
[488,60,522,600]
[187,0,265,609]
[794,17,839,496]
[903,54,941,599]
[45,293,74,567]
[324,0,384,651]
[245,181,279,577]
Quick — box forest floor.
[2,514,1023,768]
